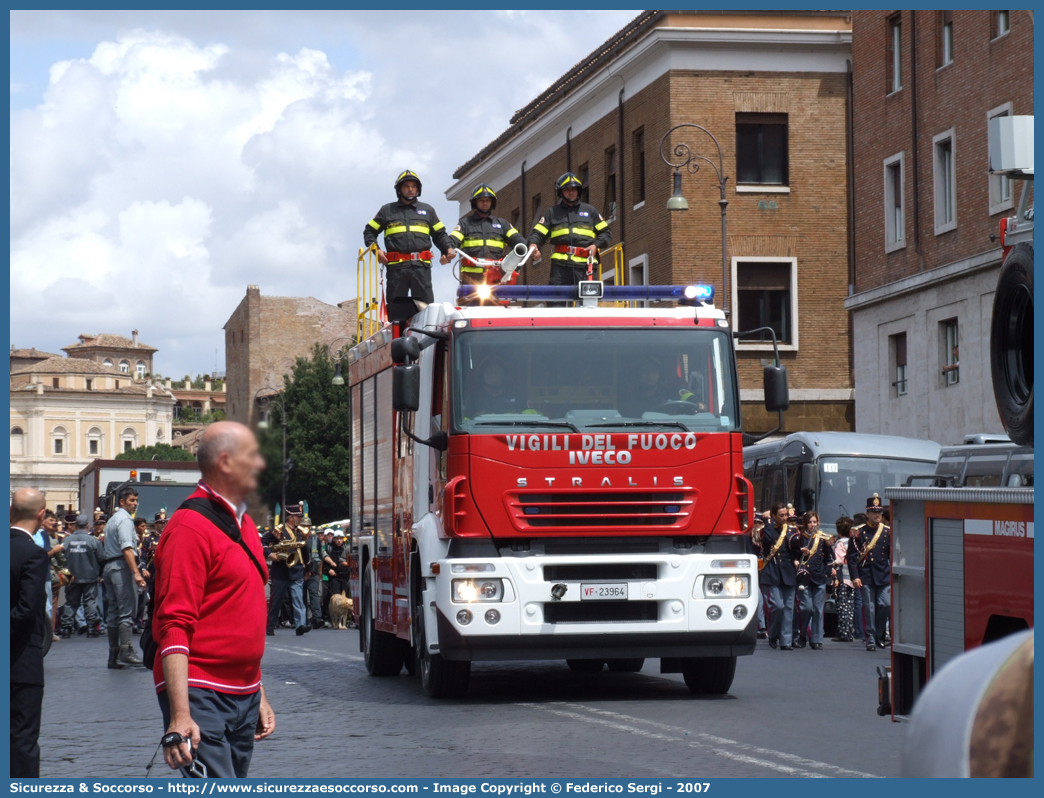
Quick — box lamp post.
[660,123,731,315]
[328,337,355,387]
[255,387,288,517]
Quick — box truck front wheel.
[362,568,406,677]
[681,656,737,695]
[413,598,470,698]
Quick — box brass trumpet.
[270,539,306,567]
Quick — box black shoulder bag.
[140,497,266,670]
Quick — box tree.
[115,442,196,462]
[257,343,351,525]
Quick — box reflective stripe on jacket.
[526,200,611,264]
[450,212,525,270]
[363,200,453,263]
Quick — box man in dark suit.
[11,487,50,777]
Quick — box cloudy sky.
[10,10,638,379]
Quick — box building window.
[103,358,113,368]
[52,426,68,456]
[736,113,788,186]
[933,130,957,234]
[994,10,1010,38]
[938,11,954,68]
[883,153,906,251]
[119,360,130,374]
[115,380,120,389]
[632,128,645,206]
[122,427,138,452]
[85,378,93,391]
[733,258,798,347]
[604,147,617,219]
[11,427,24,457]
[988,103,1015,214]
[136,361,147,377]
[577,163,590,205]
[942,319,960,386]
[891,333,908,397]
[887,14,902,93]
[87,427,102,457]
[531,193,542,229]
[52,377,59,389]
[510,208,520,230]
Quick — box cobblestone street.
[40,628,901,778]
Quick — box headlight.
[703,575,750,598]
[452,578,504,603]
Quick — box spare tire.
[990,242,1033,446]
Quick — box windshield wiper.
[474,420,581,432]
[585,421,690,431]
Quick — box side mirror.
[391,336,420,365]
[763,364,790,412]
[800,462,817,504]
[392,364,420,411]
[427,431,449,452]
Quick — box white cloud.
[10,12,639,377]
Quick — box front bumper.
[427,551,758,662]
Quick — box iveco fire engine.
[347,281,789,698]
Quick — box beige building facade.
[10,357,175,513]
[62,330,158,377]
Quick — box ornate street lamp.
[328,337,355,386]
[660,123,731,314]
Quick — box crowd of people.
[752,494,893,651]
[23,495,356,662]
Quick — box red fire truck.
[347,282,788,697]
[881,114,1034,719]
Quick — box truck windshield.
[110,483,197,521]
[818,457,936,520]
[452,328,739,434]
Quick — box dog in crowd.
[330,592,354,629]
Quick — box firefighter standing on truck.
[443,184,525,289]
[526,172,611,287]
[363,170,455,311]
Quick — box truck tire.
[681,656,737,695]
[567,659,605,673]
[413,594,470,698]
[606,658,645,672]
[990,242,1033,446]
[361,569,405,677]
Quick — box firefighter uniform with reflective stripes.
[526,201,612,286]
[363,200,453,305]
[450,213,526,285]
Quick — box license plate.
[580,583,628,600]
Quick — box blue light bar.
[456,284,715,304]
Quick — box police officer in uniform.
[847,494,892,651]
[757,503,802,650]
[444,184,525,291]
[60,514,104,638]
[262,504,311,636]
[526,172,611,290]
[302,522,325,630]
[100,487,146,668]
[363,170,455,314]
[322,528,351,612]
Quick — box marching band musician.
[758,503,802,650]
[750,514,768,639]
[847,494,892,651]
[795,511,834,650]
[262,503,311,637]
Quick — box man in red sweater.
[153,421,276,778]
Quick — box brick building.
[224,286,356,427]
[446,10,855,432]
[845,10,1033,444]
